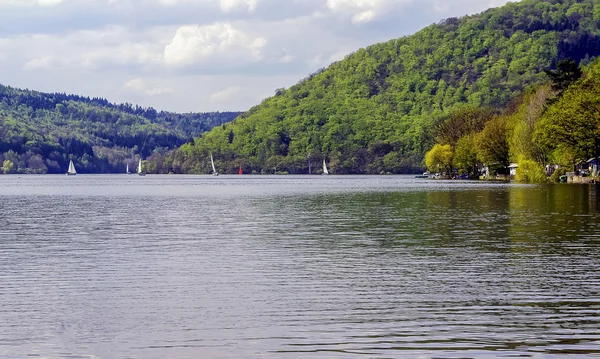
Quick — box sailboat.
[66,160,77,176]
[238,166,243,175]
[210,153,218,176]
[126,163,131,175]
[137,159,146,176]
[322,159,329,175]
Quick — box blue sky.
[0,0,513,112]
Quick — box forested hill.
[160,0,600,175]
[0,84,240,174]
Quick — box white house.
[508,163,519,176]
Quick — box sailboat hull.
[66,173,76,176]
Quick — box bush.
[549,167,567,182]
[515,159,546,183]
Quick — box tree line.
[425,58,600,182]
[0,85,240,174]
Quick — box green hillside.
[160,0,600,175]
[0,85,240,174]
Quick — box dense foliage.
[536,59,600,165]
[424,56,600,183]
[0,85,239,173]
[157,0,600,175]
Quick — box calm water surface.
[0,175,599,359]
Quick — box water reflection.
[0,176,599,358]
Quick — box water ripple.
[0,176,599,358]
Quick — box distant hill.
[0,85,240,174]
[161,0,600,175]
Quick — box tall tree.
[535,67,600,162]
[475,116,510,170]
[425,144,453,175]
[435,107,496,146]
[544,58,583,95]
[453,134,479,178]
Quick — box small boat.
[238,166,243,175]
[211,153,218,176]
[137,159,146,176]
[322,159,329,175]
[66,160,77,176]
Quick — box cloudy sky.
[0,0,513,113]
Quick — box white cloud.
[155,0,257,12]
[124,77,173,96]
[0,0,65,6]
[325,0,413,24]
[279,53,294,63]
[10,26,165,72]
[211,85,242,101]
[163,22,267,67]
[39,0,64,5]
[23,56,58,70]
[219,0,257,12]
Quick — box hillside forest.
[152,0,600,175]
[0,85,240,174]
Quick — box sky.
[0,0,513,113]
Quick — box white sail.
[137,158,146,176]
[323,159,329,175]
[126,163,129,174]
[137,159,146,176]
[67,160,76,175]
[211,153,217,174]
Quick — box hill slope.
[163,0,600,175]
[0,85,240,173]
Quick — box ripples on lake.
[0,175,599,359]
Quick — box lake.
[0,175,599,359]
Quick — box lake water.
[0,175,599,359]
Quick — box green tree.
[508,86,552,164]
[435,107,496,146]
[535,62,600,162]
[475,116,510,170]
[453,134,479,178]
[544,58,583,94]
[2,160,15,174]
[515,159,546,183]
[425,144,453,175]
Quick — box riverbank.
[568,175,599,184]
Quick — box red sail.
[238,166,243,175]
